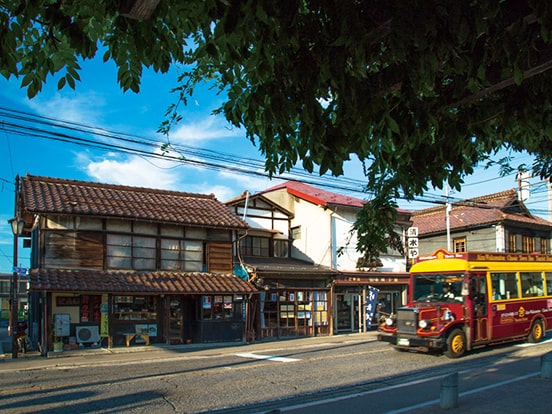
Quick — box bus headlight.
[385,317,394,326]
[419,319,430,329]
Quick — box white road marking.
[235,352,300,362]
[516,337,552,347]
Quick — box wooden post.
[541,352,552,379]
[440,372,459,409]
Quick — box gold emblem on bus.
[518,306,525,318]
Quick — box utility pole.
[446,186,451,251]
[517,170,531,202]
[548,178,552,222]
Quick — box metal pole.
[446,186,451,251]
[440,372,459,409]
[10,174,21,359]
[11,235,19,358]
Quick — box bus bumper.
[377,333,445,352]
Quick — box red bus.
[377,249,552,358]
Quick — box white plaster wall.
[332,209,360,271]
[290,199,333,266]
[495,224,505,252]
[263,190,406,271]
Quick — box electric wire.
[0,106,547,212]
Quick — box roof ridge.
[25,174,216,200]
[463,188,516,203]
[412,188,518,217]
[259,179,366,207]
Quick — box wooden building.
[17,175,256,353]
[412,189,552,255]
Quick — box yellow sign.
[100,294,109,337]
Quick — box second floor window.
[508,233,517,253]
[240,236,289,258]
[240,236,270,257]
[453,238,466,252]
[161,239,203,271]
[106,235,156,270]
[540,238,548,254]
[274,240,289,258]
[522,235,535,253]
[107,235,204,271]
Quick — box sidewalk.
[0,336,248,362]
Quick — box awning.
[335,271,409,286]
[29,269,257,295]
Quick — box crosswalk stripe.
[235,352,299,362]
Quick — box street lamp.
[8,215,25,358]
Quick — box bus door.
[469,274,489,343]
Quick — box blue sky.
[0,55,549,273]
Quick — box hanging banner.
[365,286,379,329]
[100,294,109,337]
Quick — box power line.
[0,106,543,213]
[0,106,450,207]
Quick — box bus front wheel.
[528,320,545,343]
[444,329,466,358]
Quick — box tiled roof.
[21,174,248,230]
[412,189,552,235]
[259,180,411,214]
[243,256,337,275]
[260,180,366,208]
[29,269,257,294]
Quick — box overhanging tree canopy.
[2,0,552,262]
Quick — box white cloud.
[169,114,243,144]
[216,170,275,197]
[77,148,277,201]
[82,153,181,190]
[26,91,105,125]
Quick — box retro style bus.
[377,249,552,358]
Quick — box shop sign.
[56,296,80,306]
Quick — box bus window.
[546,273,552,295]
[521,272,544,297]
[490,272,519,299]
[470,276,487,316]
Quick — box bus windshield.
[412,273,464,303]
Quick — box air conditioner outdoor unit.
[76,326,101,347]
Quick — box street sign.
[12,267,28,276]
[407,227,418,238]
[407,227,419,259]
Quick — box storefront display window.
[80,295,101,323]
[313,291,328,326]
[113,295,157,320]
[202,295,241,320]
[261,289,329,337]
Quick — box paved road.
[276,347,550,413]
[1,331,551,413]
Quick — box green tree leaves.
[2,1,552,261]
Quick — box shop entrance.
[335,293,360,332]
[169,295,194,344]
[375,291,400,322]
[169,297,183,344]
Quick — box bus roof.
[411,248,552,273]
